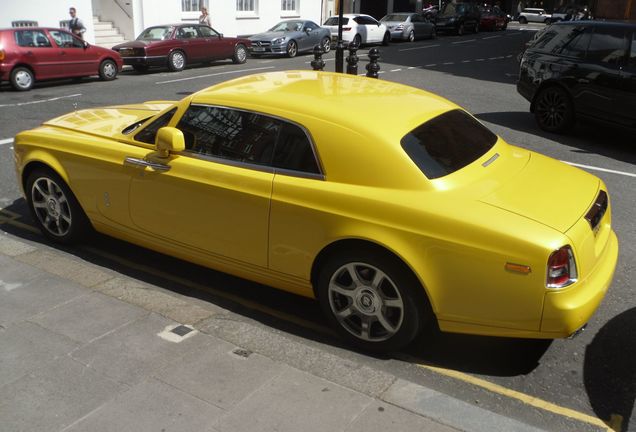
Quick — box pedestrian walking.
[199,6,211,26]
[68,7,86,39]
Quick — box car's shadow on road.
[2,197,550,378]
[584,307,636,432]
[475,111,636,166]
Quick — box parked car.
[380,12,436,41]
[517,21,636,133]
[434,2,482,35]
[0,27,123,91]
[323,14,391,47]
[112,24,249,72]
[479,6,508,31]
[518,8,552,24]
[13,70,617,352]
[248,20,330,58]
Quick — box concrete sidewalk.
[0,231,546,432]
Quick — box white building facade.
[1,0,332,45]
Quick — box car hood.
[479,151,599,233]
[43,102,174,139]
[249,31,289,41]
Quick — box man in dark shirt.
[68,7,86,39]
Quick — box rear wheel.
[316,248,430,353]
[534,86,575,133]
[10,67,34,91]
[353,34,362,47]
[98,59,117,81]
[232,44,247,64]
[286,40,298,58]
[168,50,186,71]
[544,18,552,24]
[25,168,91,244]
[321,37,331,53]
[519,16,528,24]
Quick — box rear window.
[324,17,349,26]
[401,110,497,179]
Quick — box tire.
[321,37,331,53]
[382,32,390,46]
[316,248,430,353]
[232,44,247,64]
[168,50,186,71]
[544,18,551,24]
[457,23,465,36]
[519,16,528,24]
[25,168,91,244]
[133,65,149,73]
[407,30,415,42]
[10,66,34,91]
[353,34,362,47]
[534,86,575,133]
[98,59,117,81]
[286,40,298,58]
[429,27,437,39]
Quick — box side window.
[50,30,83,48]
[305,22,319,31]
[177,105,280,167]
[587,27,627,67]
[273,123,320,174]
[135,108,177,144]
[197,26,215,37]
[14,30,52,47]
[177,26,198,39]
[559,27,591,58]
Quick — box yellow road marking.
[0,213,620,431]
[419,363,615,431]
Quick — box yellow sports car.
[13,71,618,352]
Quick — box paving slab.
[71,312,205,385]
[30,291,148,343]
[214,367,372,432]
[345,400,460,432]
[0,357,126,432]
[156,334,285,410]
[66,378,223,432]
[0,321,80,388]
[0,233,37,256]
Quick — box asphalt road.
[1,22,634,432]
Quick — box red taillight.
[343,27,352,31]
[546,246,577,288]
[0,49,5,61]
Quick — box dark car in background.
[248,20,330,58]
[380,12,436,41]
[479,6,508,31]
[517,21,636,133]
[0,27,122,91]
[435,2,482,35]
[112,24,250,72]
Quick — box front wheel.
[10,67,34,91]
[232,44,247,64]
[168,50,186,71]
[316,249,429,353]
[519,16,528,24]
[286,40,298,58]
[25,168,91,244]
[353,34,362,47]
[407,30,415,42]
[98,59,118,81]
[534,86,575,133]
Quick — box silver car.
[248,19,331,58]
[518,8,552,24]
[380,13,436,41]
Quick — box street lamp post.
[335,0,345,73]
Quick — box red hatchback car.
[479,6,508,31]
[0,27,123,91]
[112,24,250,72]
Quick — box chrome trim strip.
[482,153,500,167]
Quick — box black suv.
[517,21,636,133]
[434,2,481,35]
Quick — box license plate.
[253,47,265,52]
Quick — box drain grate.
[170,325,194,337]
[232,348,253,358]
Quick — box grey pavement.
[0,231,547,432]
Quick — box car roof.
[190,70,457,142]
[0,27,70,31]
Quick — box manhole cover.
[171,325,194,336]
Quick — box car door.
[197,25,233,60]
[619,30,636,126]
[410,14,423,39]
[365,16,382,42]
[302,21,322,51]
[48,29,96,76]
[12,29,63,79]
[128,104,278,267]
[175,25,206,61]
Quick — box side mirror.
[83,41,89,49]
[219,33,223,38]
[305,28,312,33]
[155,127,185,158]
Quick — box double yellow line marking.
[0,209,619,431]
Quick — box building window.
[237,0,257,12]
[281,0,298,13]
[182,0,207,12]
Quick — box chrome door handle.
[124,157,171,171]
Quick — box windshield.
[382,14,410,22]
[269,21,304,32]
[401,109,497,179]
[324,17,349,26]
[440,3,467,16]
[137,26,174,40]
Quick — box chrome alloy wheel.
[102,61,116,79]
[328,262,404,342]
[30,177,72,237]
[171,51,185,69]
[14,70,33,89]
